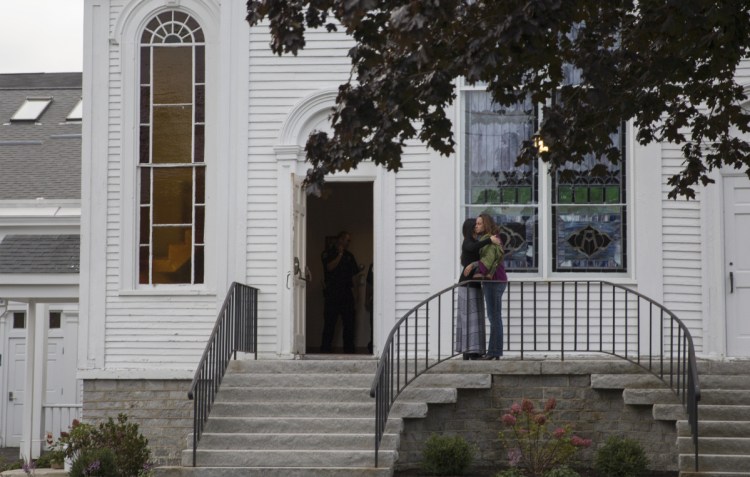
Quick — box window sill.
[118,288,217,297]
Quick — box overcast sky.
[0,0,84,74]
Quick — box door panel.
[292,175,308,354]
[5,338,25,447]
[724,176,750,357]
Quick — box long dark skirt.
[455,285,486,354]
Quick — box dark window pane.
[153,46,193,104]
[186,17,199,33]
[158,11,172,23]
[195,205,204,244]
[195,46,205,83]
[140,47,151,83]
[196,166,205,203]
[140,168,151,204]
[194,124,204,163]
[13,312,25,329]
[140,206,150,244]
[195,85,204,123]
[152,226,192,284]
[49,312,61,329]
[139,246,150,284]
[139,126,150,163]
[194,28,204,43]
[153,167,193,224]
[146,17,160,34]
[141,29,151,44]
[140,86,150,124]
[194,245,204,284]
[174,11,188,24]
[152,105,192,163]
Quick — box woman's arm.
[463,236,491,255]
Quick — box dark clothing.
[458,235,492,285]
[321,247,359,353]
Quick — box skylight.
[67,99,83,121]
[11,98,52,121]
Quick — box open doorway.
[306,182,373,354]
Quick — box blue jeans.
[483,281,507,357]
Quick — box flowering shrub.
[69,448,117,477]
[499,397,592,477]
[50,414,153,477]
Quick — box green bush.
[69,448,118,477]
[421,434,475,476]
[544,466,581,477]
[34,452,54,468]
[594,436,649,477]
[54,414,153,477]
[95,414,152,477]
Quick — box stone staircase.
[155,358,491,477]
[592,360,750,477]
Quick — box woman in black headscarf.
[455,218,500,360]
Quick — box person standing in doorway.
[320,231,360,353]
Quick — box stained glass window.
[552,128,626,272]
[138,11,205,285]
[462,88,628,275]
[464,91,538,272]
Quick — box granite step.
[154,466,393,477]
[193,432,400,451]
[181,449,396,468]
[678,420,750,438]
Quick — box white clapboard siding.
[247,23,354,354]
[661,142,703,351]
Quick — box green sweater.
[478,234,504,278]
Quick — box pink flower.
[521,398,534,413]
[544,397,557,411]
[510,403,522,415]
[534,413,547,425]
[553,427,566,438]
[502,414,517,426]
[571,435,592,448]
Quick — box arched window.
[138,11,205,285]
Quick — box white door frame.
[274,89,395,358]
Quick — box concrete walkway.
[0,448,67,476]
[1,470,67,476]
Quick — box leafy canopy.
[246,0,750,198]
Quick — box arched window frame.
[136,10,206,286]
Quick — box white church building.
[5,0,750,471]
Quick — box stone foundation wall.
[396,373,678,473]
[82,379,192,465]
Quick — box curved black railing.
[369,280,700,470]
[187,282,259,467]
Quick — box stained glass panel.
[153,167,193,224]
[153,47,193,104]
[553,205,626,272]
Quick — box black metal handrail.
[187,282,259,466]
[369,280,701,470]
